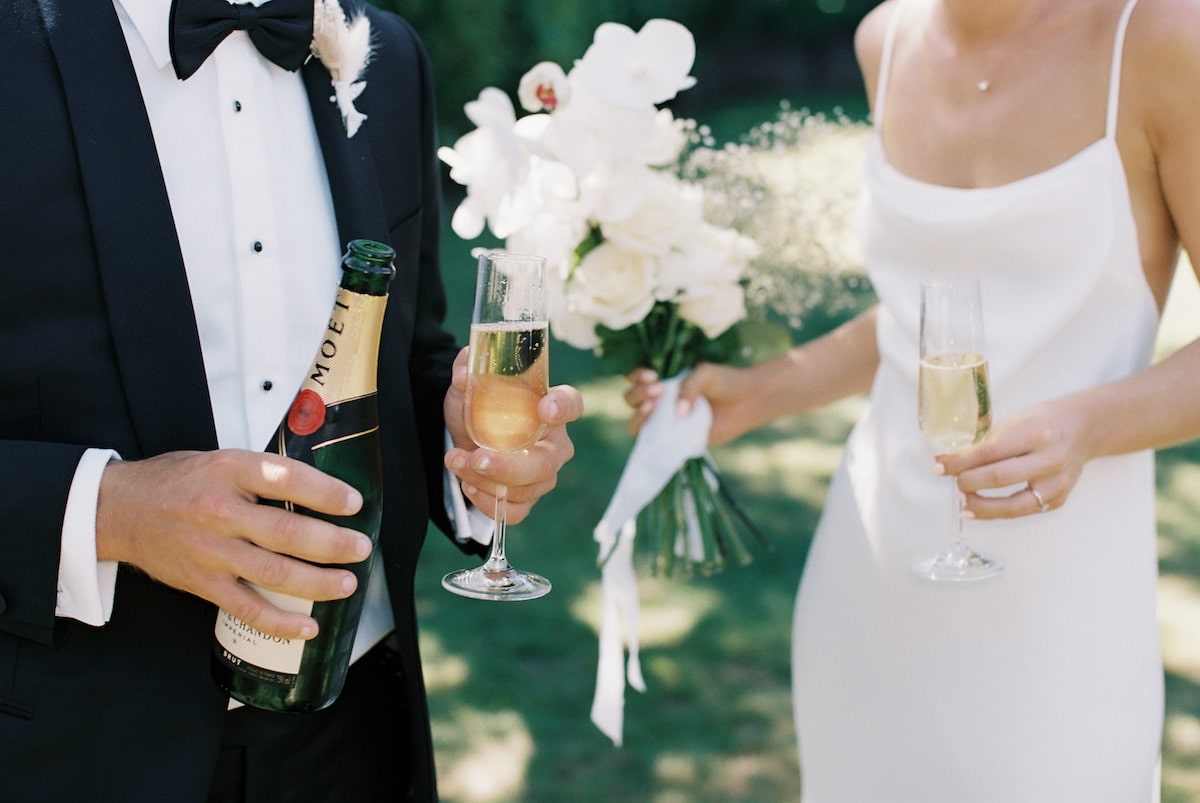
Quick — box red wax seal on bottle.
[287,389,326,436]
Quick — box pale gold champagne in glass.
[912,275,1003,582]
[443,252,552,600]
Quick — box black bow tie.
[169,0,315,81]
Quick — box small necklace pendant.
[977,80,991,92]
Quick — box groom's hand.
[443,347,583,524]
[95,449,372,640]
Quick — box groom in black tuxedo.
[0,0,581,800]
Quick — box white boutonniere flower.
[310,0,372,137]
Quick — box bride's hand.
[936,397,1096,519]
[623,363,754,447]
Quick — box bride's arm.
[941,0,1200,519]
[626,306,880,448]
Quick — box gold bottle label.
[214,287,387,679]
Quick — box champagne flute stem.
[482,484,512,573]
[948,477,966,554]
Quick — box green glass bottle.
[210,239,396,713]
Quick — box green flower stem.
[651,482,674,576]
[711,494,753,568]
[706,457,771,549]
[608,303,771,579]
[684,458,724,574]
[670,470,694,577]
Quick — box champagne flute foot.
[912,547,1003,583]
[441,567,551,601]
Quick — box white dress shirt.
[58,0,401,661]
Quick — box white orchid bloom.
[438,126,518,239]
[490,153,579,239]
[504,202,590,272]
[463,86,516,129]
[537,82,661,176]
[438,88,527,238]
[570,19,696,110]
[518,61,571,113]
[637,109,690,167]
[574,161,656,225]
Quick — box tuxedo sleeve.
[0,440,88,645]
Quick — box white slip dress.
[791,0,1164,800]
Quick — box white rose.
[676,280,746,340]
[548,302,602,351]
[657,223,760,294]
[601,174,704,256]
[568,241,658,332]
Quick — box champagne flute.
[912,274,1003,582]
[443,252,552,601]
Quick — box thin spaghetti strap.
[1105,0,1141,139]
[873,0,908,130]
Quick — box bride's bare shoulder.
[1125,0,1200,72]
[1123,0,1200,127]
[854,0,901,102]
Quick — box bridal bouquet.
[438,17,868,747]
[438,17,771,580]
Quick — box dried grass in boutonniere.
[310,0,372,137]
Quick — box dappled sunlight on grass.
[1166,713,1200,757]
[1157,460,1200,580]
[1159,576,1200,686]
[1158,461,1200,523]
[1164,713,1200,803]
[572,579,722,647]
[1156,255,1200,359]
[576,374,638,419]
[431,710,535,802]
[417,631,471,693]
[1156,259,1200,802]
[719,429,847,510]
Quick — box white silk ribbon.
[590,374,711,746]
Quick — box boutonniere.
[310,0,373,138]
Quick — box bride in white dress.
[626,0,1200,799]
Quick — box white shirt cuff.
[444,430,493,546]
[56,448,121,625]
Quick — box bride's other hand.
[624,367,663,435]
[623,363,757,447]
[625,310,882,448]
[937,397,1096,519]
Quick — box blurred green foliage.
[370,0,877,142]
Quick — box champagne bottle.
[210,239,396,713]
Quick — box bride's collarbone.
[881,81,1110,189]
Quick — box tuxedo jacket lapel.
[42,0,218,456]
[302,59,389,250]
[42,0,393,457]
